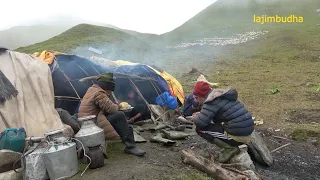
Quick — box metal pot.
[75,115,106,157]
[44,129,67,143]
[87,145,104,169]
[43,130,78,180]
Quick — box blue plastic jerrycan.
[0,128,26,153]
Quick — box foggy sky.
[0,0,217,34]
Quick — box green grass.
[16,24,156,62]
[291,128,320,141]
[163,0,319,44]
[176,0,320,137]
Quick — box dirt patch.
[286,109,320,124]
[257,137,320,180]
[70,128,320,180]
[306,92,320,101]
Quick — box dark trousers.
[196,123,243,147]
[129,104,151,122]
[105,111,135,144]
[56,108,81,133]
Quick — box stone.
[229,149,256,171]
[161,130,190,140]
[0,150,22,173]
[243,170,260,180]
[0,169,22,180]
[247,130,273,166]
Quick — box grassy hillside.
[16,24,159,63]
[176,0,320,138]
[0,15,159,50]
[162,0,319,44]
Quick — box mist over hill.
[15,0,320,74]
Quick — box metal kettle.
[74,115,107,158]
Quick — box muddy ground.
[70,127,320,180]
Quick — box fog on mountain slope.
[15,0,320,75]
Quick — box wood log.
[181,149,250,180]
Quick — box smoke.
[65,0,318,77]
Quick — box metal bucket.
[23,143,49,180]
[43,129,78,180]
[43,141,78,180]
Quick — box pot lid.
[78,115,96,121]
[44,129,64,136]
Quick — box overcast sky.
[0,0,217,34]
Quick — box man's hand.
[192,112,200,117]
[191,112,200,122]
[117,103,123,109]
[128,118,135,124]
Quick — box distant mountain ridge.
[0,16,158,50]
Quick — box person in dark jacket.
[183,93,201,117]
[125,90,151,124]
[192,81,254,163]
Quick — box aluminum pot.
[87,145,104,169]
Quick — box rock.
[229,149,255,171]
[161,130,190,140]
[0,169,22,180]
[0,150,22,173]
[247,130,273,166]
[243,170,260,180]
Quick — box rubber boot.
[212,138,240,163]
[123,126,146,157]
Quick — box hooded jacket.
[193,88,254,136]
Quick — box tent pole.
[150,80,161,97]
[58,67,80,99]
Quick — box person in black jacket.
[192,81,254,163]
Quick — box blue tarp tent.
[50,54,173,114]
